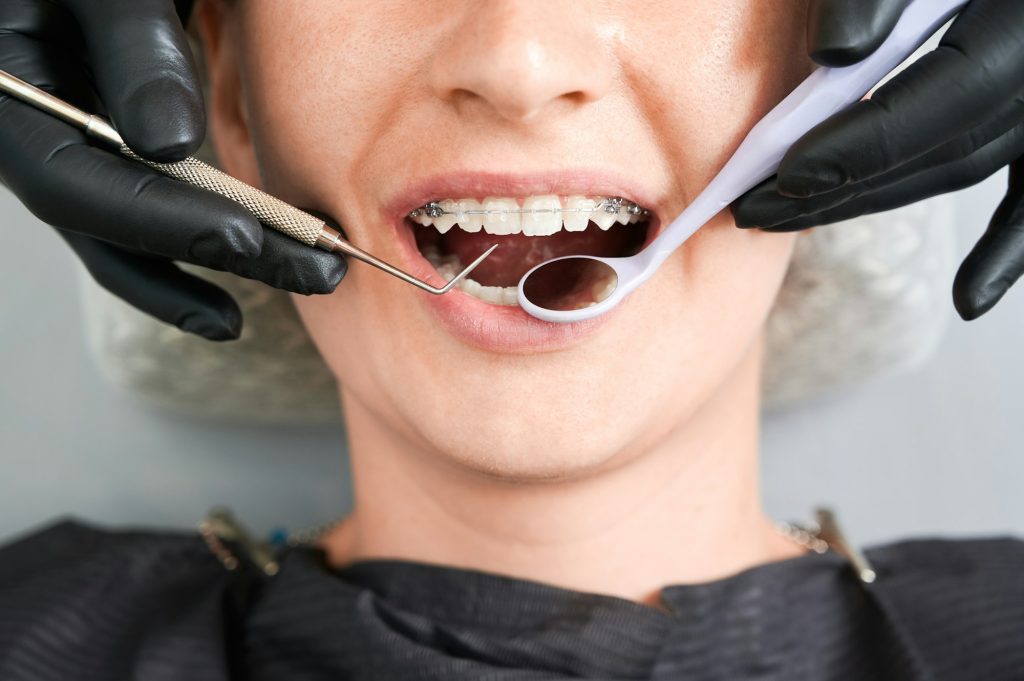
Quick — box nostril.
[426,4,614,124]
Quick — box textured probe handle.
[118,146,329,248]
[0,68,329,246]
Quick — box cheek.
[641,218,798,424]
[236,4,421,206]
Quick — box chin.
[434,429,629,482]
[411,383,670,482]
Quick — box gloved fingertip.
[809,44,876,69]
[294,255,349,295]
[324,257,349,291]
[731,209,764,229]
[121,79,206,162]
[952,279,1008,321]
[806,0,905,68]
[731,200,785,230]
[178,310,242,341]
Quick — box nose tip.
[428,2,613,124]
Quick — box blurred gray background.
[1,174,1022,547]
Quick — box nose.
[428,1,614,123]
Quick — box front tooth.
[457,198,483,232]
[563,196,595,232]
[433,199,458,234]
[591,209,617,231]
[522,195,562,236]
[482,197,521,235]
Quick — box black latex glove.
[733,0,1024,321]
[0,0,346,341]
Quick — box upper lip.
[385,170,661,224]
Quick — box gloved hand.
[0,0,346,341]
[733,0,1024,321]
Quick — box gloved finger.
[0,33,100,115]
[60,0,205,162]
[735,121,1024,229]
[59,230,243,341]
[0,1,85,51]
[204,226,348,295]
[0,103,266,270]
[952,159,1024,320]
[778,0,1024,198]
[755,124,1024,232]
[808,0,910,67]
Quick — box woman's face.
[203,1,809,479]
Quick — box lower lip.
[392,218,621,354]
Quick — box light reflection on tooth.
[457,198,484,232]
[563,196,595,232]
[522,195,561,236]
[482,197,520,235]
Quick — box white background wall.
[1,174,1022,548]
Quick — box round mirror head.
[520,256,619,312]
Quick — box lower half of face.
[212,0,808,479]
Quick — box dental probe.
[0,69,497,295]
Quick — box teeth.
[425,249,519,306]
[433,199,459,234]
[456,198,484,232]
[410,195,650,237]
[563,196,596,232]
[521,195,562,236]
[591,209,617,231]
[482,197,521,235]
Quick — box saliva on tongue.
[435,224,645,288]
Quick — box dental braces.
[409,197,650,219]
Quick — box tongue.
[441,224,644,287]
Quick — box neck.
[318,338,802,608]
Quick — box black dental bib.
[0,518,1022,680]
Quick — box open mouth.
[408,195,654,306]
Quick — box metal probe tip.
[437,243,500,294]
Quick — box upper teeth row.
[408,195,650,236]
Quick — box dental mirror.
[520,257,619,311]
[518,0,966,323]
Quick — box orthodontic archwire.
[409,197,651,220]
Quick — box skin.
[198,0,812,609]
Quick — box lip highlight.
[382,171,662,355]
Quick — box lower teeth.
[422,245,519,306]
